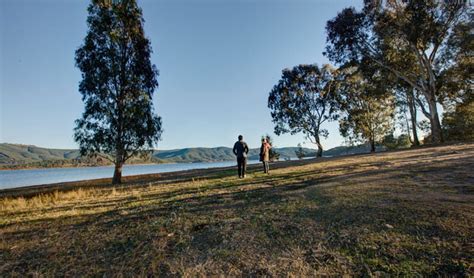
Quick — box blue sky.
[1,0,362,150]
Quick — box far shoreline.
[0,159,242,171]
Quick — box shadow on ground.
[1,144,473,276]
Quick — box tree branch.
[94,152,115,164]
[415,95,431,118]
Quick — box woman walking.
[259,138,271,174]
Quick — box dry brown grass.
[1,143,473,276]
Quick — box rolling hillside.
[154,147,238,163]
[0,144,80,164]
[154,146,320,162]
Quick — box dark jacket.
[233,140,249,158]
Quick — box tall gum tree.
[439,11,473,141]
[268,64,339,157]
[337,67,396,152]
[325,0,470,144]
[75,0,162,184]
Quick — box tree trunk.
[407,90,420,146]
[410,110,420,146]
[112,162,123,184]
[315,135,323,157]
[112,147,124,184]
[426,93,444,144]
[370,138,375,153]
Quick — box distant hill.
[154,147,321,163]
[0,144,81,164]
[154,147,237,163]
[0,143,381,168]
[323,144,386,157]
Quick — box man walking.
[233,135,249,178]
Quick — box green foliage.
[75,0,162,183]
[337,68,395,152]
[418,120,431,135]
[439,12,473,142]
[325,0,470,144]
[295,143,306,160]
[438,8,473,103]
[382,133,412,150]
[442,94,474,141]
[268,64,339,157]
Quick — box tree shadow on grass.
[3,154,471,231]
[0,156,373,222]
[1,153,473,276]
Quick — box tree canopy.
[325,0,470,144]
[336,67,395,152]
[75,0,162,184]
[268,64,339,157]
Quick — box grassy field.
[1,143,473,276]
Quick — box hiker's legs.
[242,158,247,177]
[237,158,243,177]
[262,161,269,173]
[265,161,269,173]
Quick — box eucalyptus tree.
[397,86,421,146]
[75,0,162,184]
[357,55,421,146]
[337,67,395,152]
[439,11,473,141]
[438,9,473,104]
[442,92,474,141]
[325,0,470,144]
[268,64,339,157]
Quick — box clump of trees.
[325,0,470,144]
[336,67,395,152]
[382,133,412,150]
[268,1,471,152]
[75,0,162,184]
[442,92,474,141]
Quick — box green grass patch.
[1,143,473,276]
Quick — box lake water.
[0,160,260,190]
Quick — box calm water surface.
[0,160,260,190]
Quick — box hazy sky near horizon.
[1,0,362,150]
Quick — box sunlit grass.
[1,143,473,276]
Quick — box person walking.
[233,135,249,178]
[259,138,271,174]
